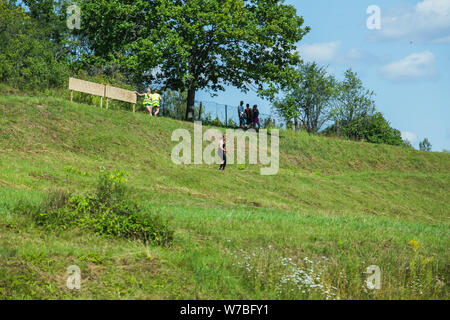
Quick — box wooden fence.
[68,77,137,112]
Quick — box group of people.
[136,88,161,116]
[237,101,260,130]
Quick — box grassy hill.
[0,89,449,299]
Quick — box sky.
[197,0,450,152]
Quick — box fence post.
[100,96,103,108]
[70,90,73,102]
[198,102,203,121]
[225,105,228,127]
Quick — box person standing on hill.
[252,105,260,131]
[136,88,153,116]
[218,135,227,171]
[245,104,252,129]
[238,101,245,129]
[151,89,162,116]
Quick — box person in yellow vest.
[136,88,153,116]
[151,89,162,116]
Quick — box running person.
[136,88,153,116]
[218,135,227,171]
[151,89,162,116]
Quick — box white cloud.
[297,41,342,63]
[432,35,450,43]
[401,131,418,143]
[379,51,437,81]
[297,42,379,66]
[378,0,450,43]
[337,48,380,65]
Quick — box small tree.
[274,62,337,133]
[402,139,413,149]
[331,69,375,126]
[419,138,432,151]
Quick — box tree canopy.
[76,0,310,120]
[0,0,69,89]
[274,62,336,133]
[331,69,376,124]
[419,138,432,152]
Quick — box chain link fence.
[156,90,279,129]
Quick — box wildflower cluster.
[231,246,340,300]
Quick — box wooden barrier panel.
[68,78,137,112]
[105,85,137,104]
[69,77,105,97]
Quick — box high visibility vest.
[143,93,152,105]
[151,93,161,107]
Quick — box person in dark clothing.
[252,105,260,131]
[218,135,227,171]
[245,104,252,129]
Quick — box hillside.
[0,92,449,299]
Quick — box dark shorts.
[218,149,226,161]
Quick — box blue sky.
[197,0,450,152]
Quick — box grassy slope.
[0,92,449,299]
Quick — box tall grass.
[0,90,448,299]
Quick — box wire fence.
[156,91,279,129]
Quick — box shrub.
[24,169,173,246]
[227,118,238,128]
[96,169,129,206]
[325,112,404,146]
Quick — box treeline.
[0,0,70,89]
[274,63,410,147]
[0,0,416,148]
[0,0,309,120]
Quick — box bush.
[325,112,404,146]
[24,169,173,246]
[227,118,238,128]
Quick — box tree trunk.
[185,86,196,121]
[294,117,299,131]
[198,102,203,121]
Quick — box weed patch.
[17,169,173,246]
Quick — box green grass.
[0,89,449,299]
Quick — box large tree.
[75,0,161,83]
[76,0,309,120]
